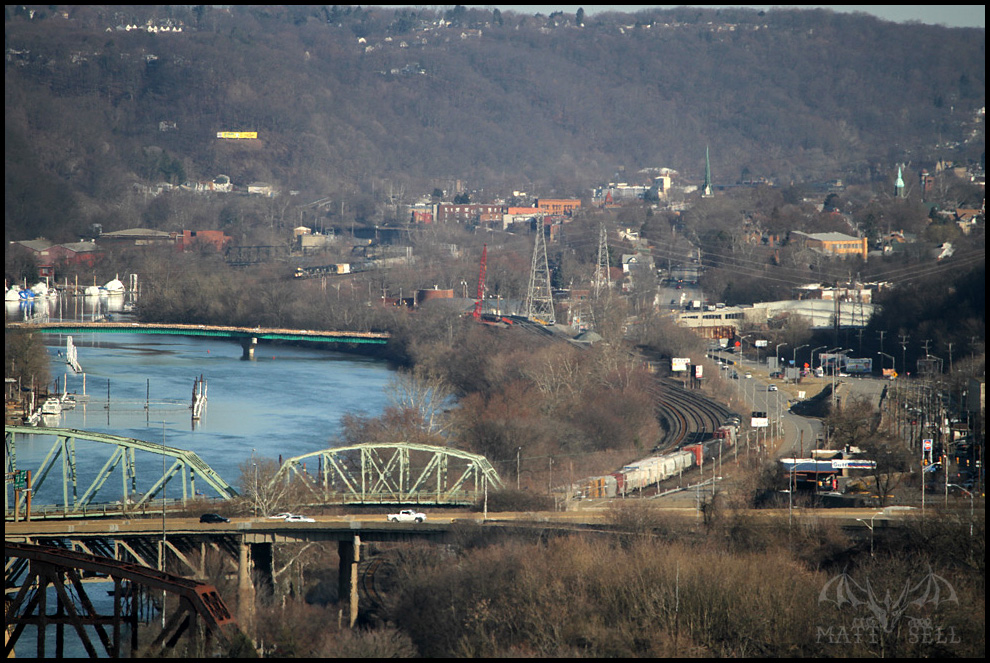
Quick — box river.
[9,295,394,501]
[7,295,395,657]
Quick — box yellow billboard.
[216,131,258,139]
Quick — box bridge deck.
[6,321,390,344]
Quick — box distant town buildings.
[790,231,869,261]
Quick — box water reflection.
[5,290,128,323]
[10,296,393,499]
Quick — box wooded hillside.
[5,5,985,241]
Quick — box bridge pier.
[240,337,258,360]
[338,535,361,628]
[237,539,256,632]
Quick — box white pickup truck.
[387,509,426,523]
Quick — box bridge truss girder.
[5,426,237,517]
[275,442,503,505]
[4,541,238,658]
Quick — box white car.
[768,384,778,391]
[387,509,426,523]
[268,512,295,520]
[283,515,315,523]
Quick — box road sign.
[13,470,28,490]
[923,438,933,451]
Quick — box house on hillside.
[8,239,102,278]
[175,230,232,253]
[954,208,983,235]
[247,182,276,197]
[535,198,581,216]
[97,228,174,247]
[435,203,503,225]
[789,231,868,261]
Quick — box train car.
[683,444,704,467]
[293,263,351,279]
[611,448,697,495]
[702,439,728,462]
[610,470,626,496]
[575,474,617,499]
[661,449,695,479]
[713,424,737,447]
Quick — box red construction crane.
[473,244,487,319]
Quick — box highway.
[708,347,888,458]
[4,505,938,541]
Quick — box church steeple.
[894,165,905,198]
[702,145,714,197]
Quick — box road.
[708,348,888,458]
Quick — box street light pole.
[793,344,808,376]
[516,447,522,490]
[856,511,883,557]
[878,351,895,377]
[811,345,827,373]
[947,485,975,537]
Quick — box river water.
[8,295,395,503]
[7,295,394,657]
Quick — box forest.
[5,5,985,243]
[4,7,985,657]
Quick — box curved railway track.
[652,378,736,452]
[360,555,389,612]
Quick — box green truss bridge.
[5,427,504,518]
[5,426,238,519]
[274,443,504,506]
[6,321,389,358]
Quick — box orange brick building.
[535,198,581,216]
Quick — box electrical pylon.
[524,224,555,325]
[473,244,487,318]
[594,220,611,300]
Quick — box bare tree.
[857,433,912,507]
[386,366,454,440]
[238,456,296,517]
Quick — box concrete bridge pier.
[338,535,361,628]
[237,538,256,632]
[240,337,258,360]
[236,538,276,634]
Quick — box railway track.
[652,378,736,452]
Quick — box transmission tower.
[473,244,487,319]
[524,224,555,324]
[594,220,611,300]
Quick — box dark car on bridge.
[199,513,229,524]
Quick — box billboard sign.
[845,358,873,374]
[751,411,769,428]
[831,459,877,469]
[820,353,843,368]
[671,357,691,372]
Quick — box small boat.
[40,399,62,415]
[103,278,126,295]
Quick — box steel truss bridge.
[6,427,504,515]
[6,321,389,359]
[275,443,504,506]
[5,426,238,518]
[4,541,239,658]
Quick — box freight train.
[576,419,739,498]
